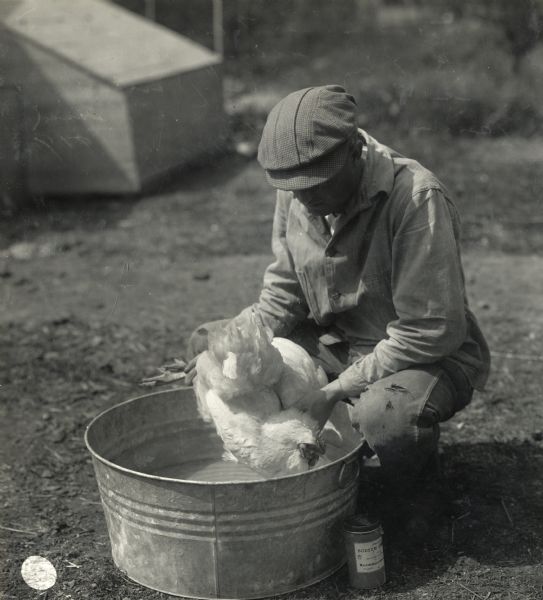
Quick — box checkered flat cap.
[257,85,358,190]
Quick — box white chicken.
[194,314,359,477]
[271,337,361,460]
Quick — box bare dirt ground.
[2,9,543,597]
[1,127,543,600]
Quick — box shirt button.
[331,291,341,300]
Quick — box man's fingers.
[185,368,197,385]
[184,354,201,385]
[162,358,187,372]
[184,355,199,373]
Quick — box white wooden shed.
[0,0,226,195]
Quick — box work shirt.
[244,130,490,394]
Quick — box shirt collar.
[359,128,395,203]
[330,129,395,221]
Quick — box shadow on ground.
[366,440,543,595]
[0,148,250,249]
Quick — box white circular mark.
[21,555,57,590]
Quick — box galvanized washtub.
[85,387,364,599]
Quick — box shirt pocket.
[296,269,322,323]
[355,269,395,327]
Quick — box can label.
[354,539,384,573]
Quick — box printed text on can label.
[354,540,384,573]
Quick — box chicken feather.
[194,314,359,477]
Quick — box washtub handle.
[338,454,361,489]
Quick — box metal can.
[343,514,386,589]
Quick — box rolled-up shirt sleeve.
[338,187,467,395]
[238,192,309,337]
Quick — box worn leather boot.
[358,450,454,548]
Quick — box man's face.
[290,145,362,217]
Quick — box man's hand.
[293,380,347,430]
[183,354,201,385]
[294,389,336,430]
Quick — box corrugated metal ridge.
[98,479,356,539]
[101,491,355,541]
[98,481,215,520]
[215,495,356,541]
[98,473,356,521]
[103,498,216,542]
[216,482,357,519]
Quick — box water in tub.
[112,400,359,483]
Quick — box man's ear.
[351,136,363,159]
